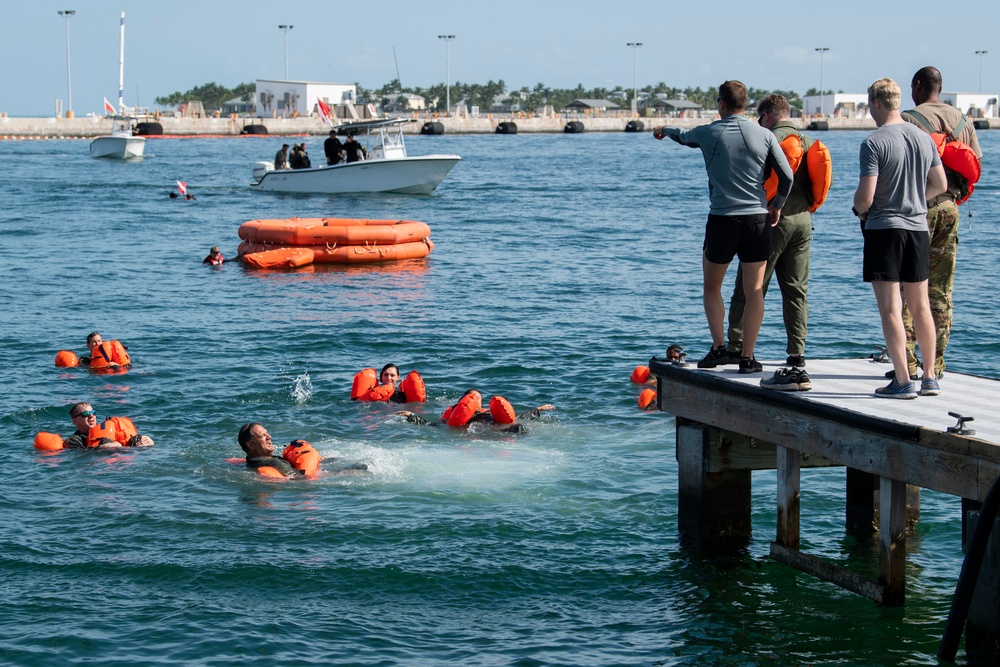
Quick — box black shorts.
[862,228,930,283]
[703,214,771,264]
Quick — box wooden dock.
[649,356,1000,657]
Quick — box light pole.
[279,25,293,80]
[976,50,988,93]
[627,42,642,115]
[58,10,75,117]
[815,47,829,116]
[438,35,455,116]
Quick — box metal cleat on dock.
[869,345,891,363]
[947,412,976,436]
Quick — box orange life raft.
[238,217,434,266]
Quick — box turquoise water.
[1,129,997,666]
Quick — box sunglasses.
[73,409,96,419]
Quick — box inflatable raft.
[237,217,434,267]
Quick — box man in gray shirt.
[654,80,793,374]
[852,77,947,399]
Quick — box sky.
[2,0,997,117]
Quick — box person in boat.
[324,131,344,166]
[344,134,366,163]
[289,144,303,169]
[297,143,312,169]
[397,389,555,434]
[62,402,154,449]
[237,422,367,477]
[79,331,130,370]
[274,143,290,170]
[653,80,793,375]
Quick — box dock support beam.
[965,512,1000,662]
[879,477,907,606]
[676,422,751,546]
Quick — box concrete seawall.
[1,114,995,139]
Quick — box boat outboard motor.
[252,161,275,182]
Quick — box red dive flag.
[104,97,115,114]
[176,181,187,196]
[317,99,332,126]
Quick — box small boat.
[250,118,460,195]
[89,12,145,160]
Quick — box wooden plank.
[879,477,907,607]
[657,380,1000,501]
[776,446,801,549]
[770,543,887,604]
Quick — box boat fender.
[631,365,651,384]
[445,391,483,427]
[638,388,657,410]
[89,340,131,372]
[282,439,322,476]
[351,368,378,400]
[400,371,427,403]
[55,350,80,368]
[34,432,65,451]
[489,396,516,425]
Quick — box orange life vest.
[904,110,981,204]
[489,396,516,425]
[54,350,79,368]
[630,365,650,384]
[282,439,322,476]
[86,417,138,448]
[350,368,378,400]
[444,391,483,427]
[89,340,131,372]
[34,432,65,451]
[256,466,287,479]
[764,133,832,213]
[399,371,426,403]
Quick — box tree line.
[155,80,836,113]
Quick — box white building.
[941,93,998,119]
[801,93,869,118]
[254,79,357,118]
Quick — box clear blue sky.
[3,0,996,117]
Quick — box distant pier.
[649,356,1000,660]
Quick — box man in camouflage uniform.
[726,94,815,368]
[899,66,982,378]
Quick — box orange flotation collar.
[34,432,65,451]
[351,368,378,400]
[282,439,322,476]
[904,110,981,204]
[86,416,138,448]
[630,365,650,384]
[764,133,832,213]
[638,388,657,410]
[489,396,516,425]
[54,350,79,368]
[89,340,131,373]
[400,371,426,403]
[444,391,483,427]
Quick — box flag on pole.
[177,181,187,196]
[104,98,116,115]
[317,99,332,126]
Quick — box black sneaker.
[738,356,763,374]
[697,346,732,369]
[761,368,811,391]
[786,354,806,368]
[884,369,919,381]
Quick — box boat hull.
[250,156,461,195]
[90,135,146,159]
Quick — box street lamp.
[627,42,642,115]
[976,50,988,93]
[815,47,829,116]
[438,35,455,116]
[279,25,293,80]
[58,10,75,117]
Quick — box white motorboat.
[89,12,146,160]
[250,118,460,194]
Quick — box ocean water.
[1,128,997,666]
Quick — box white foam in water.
[290,372,313,404]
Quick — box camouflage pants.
[726,211,811,355]
[902,200,959,376]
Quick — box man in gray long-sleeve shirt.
[654,80,793,373]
